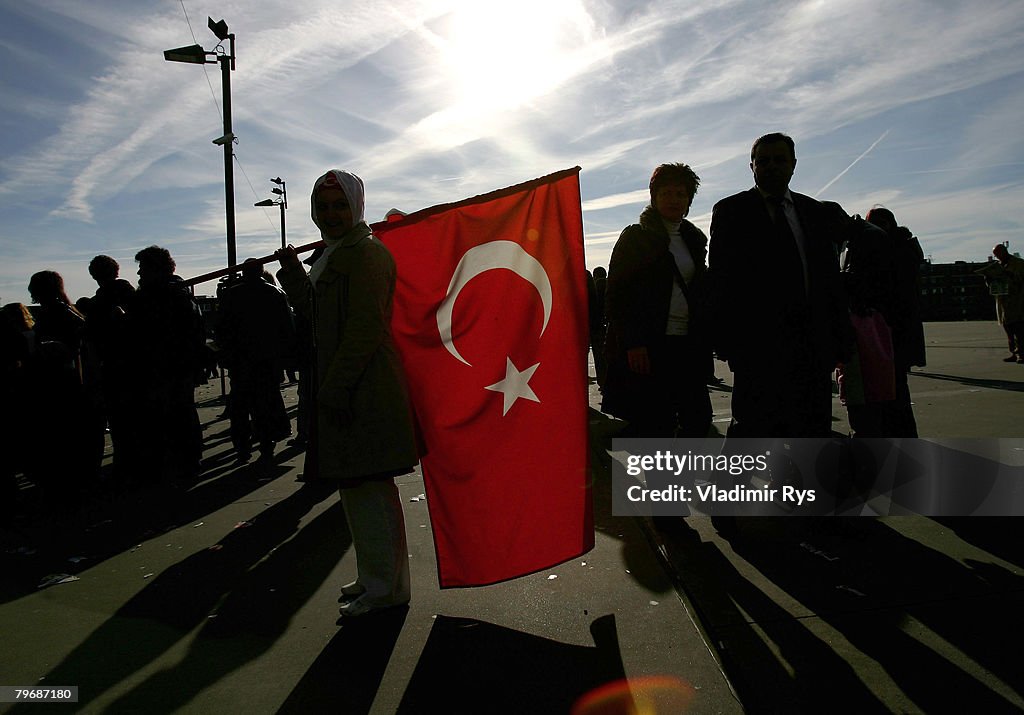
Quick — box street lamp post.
[255,177,288,249]
[164,17,238,270]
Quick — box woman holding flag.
[276,169,419,618]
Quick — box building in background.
[915,254,1024,322]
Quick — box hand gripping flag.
[374,168,593,587]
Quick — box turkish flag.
[373,168,593,587]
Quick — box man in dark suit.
[709,132,851,438]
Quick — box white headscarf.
[308,169,366,284]
[310,169,365,240]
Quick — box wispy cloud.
[582,189,648,212]
[2,0,1024,303]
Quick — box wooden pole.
[184,239,324,287]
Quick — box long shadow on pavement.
[273,408,645,714]
[933,516,1024,569]
[101,485,346,712]
[911,370,1024,392]
[277,606,408,715]
[591,403,1024,712]
[588,409,882,711]
[1,443,308,605]
[396,614,630,714]
[8,480,340,714]
[667,516,1024,713]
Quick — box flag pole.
[184,239,325,287]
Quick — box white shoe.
[338,596,407,618]
[338,581,366,603]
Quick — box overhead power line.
[178,0,222,119]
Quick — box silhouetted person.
[217,258,296,465]
[84,254,136,484]
[26,271,92,506]
[591,266,608,387]
[586,269,597,378]
[865,206,925,436]
[287,250,325,452]
[1,303,34,524]
[28,271,85,377]
[276,169,418,618]
[865,207,926,370]
[976,243,1024,364]
[603,162,712,439]
[709,133,851,438]
[830,203,899,436]
[286,307,312,450]
[127,246,205,485]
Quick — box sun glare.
[444,0,591,111]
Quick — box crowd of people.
[0,244,309,523]
[1,248,212,519]
[0,168,418,619]
[2,132,1018,616]
[592,133,942,450]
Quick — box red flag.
[374,168,593,587]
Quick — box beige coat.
[977,255,1024,325]
[278,222,418,483]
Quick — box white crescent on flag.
[435,240,553,367]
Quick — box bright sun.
[444,0,591,111]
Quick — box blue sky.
[2,0,1023,305]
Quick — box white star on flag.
[485,357,541,415]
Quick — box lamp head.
[163,44,208,64]
[208,17,231,41]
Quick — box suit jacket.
[709,187,850,376]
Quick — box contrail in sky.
[814,128,891,198]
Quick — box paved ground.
[1,375,738,711]
[1,320,1021,713]
[640,321,1024,713]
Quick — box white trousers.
[339,478,410,606]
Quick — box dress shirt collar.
[756,186,794,205]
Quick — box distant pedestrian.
[976,244,1024,363]
[591,266,608,387]
[127,246,205,485]
[217,258,296,465]
[84,255,136,483]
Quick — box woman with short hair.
[601,163,713,439]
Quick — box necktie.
[767,195,806,304]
